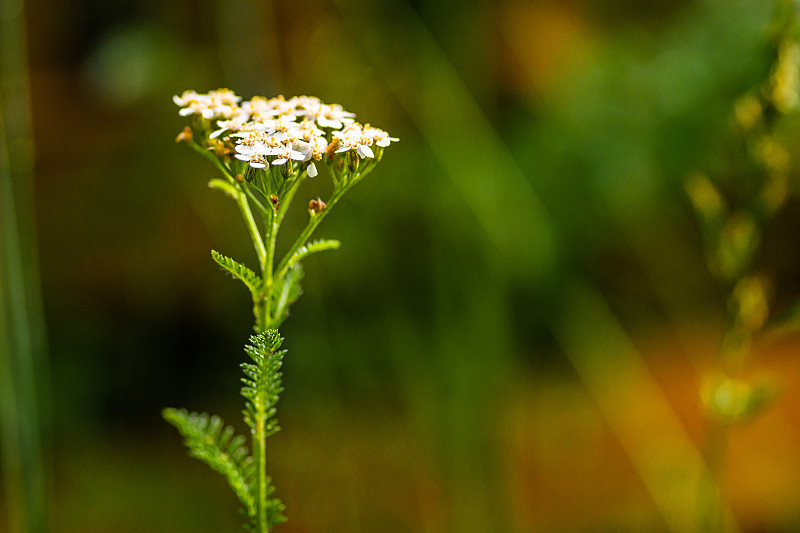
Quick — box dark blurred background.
[5,0,800,531]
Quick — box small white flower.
[173,88,242,120]
[270,144,307,166]
[299,102,355,130]
[333,123,376,159]
[250,95,301,120]
[234,143,268,168]
[356,144,374,158]
[262,116,299,141]
[173,90,200,107]
[210,113,250,138]
[234,131,285,169]
[364,125,399,147]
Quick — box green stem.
[188,141,267,272]
[235,188,268,274]
[242,181,270,218]
[187,141,235,181]
[261,205,278,331]
[253,417,268,532]
[275,188,345,280]
[185,142,268,272]
[276,171,307,226]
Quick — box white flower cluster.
[174,90,398,178]
[173,89,242,119]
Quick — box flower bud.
[175,126,193,143]
[308,198,326,216]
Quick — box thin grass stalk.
[0,0,49,525]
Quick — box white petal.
[179,108,194,116]
[249,161,266,169]
[173,95,185,106]
[307,162,318,177]
[235,154,250,162]
[357,145,374,158]
[272,158,288,165]
[263,146,281,156]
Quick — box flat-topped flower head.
[175,90,397,179]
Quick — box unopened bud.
[175,126,193,143]
[326,139,340,160]
[308,198,326,216]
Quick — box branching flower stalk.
[163,90,397,531]
[685,5,800,531]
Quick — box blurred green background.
[5,0,800,531]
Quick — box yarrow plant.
[163,89,397,531]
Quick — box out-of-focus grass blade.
[0,0,49,530]
[548,281,738,533]
[332,0,734,529]
[334,0,559,283]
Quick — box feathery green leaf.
[240,331,285,437]
[162,408,255,513]
[211,250,264,296]
[288,239,341,268]
[270,264,304,328]
[208,178,239,200]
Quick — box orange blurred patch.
[498,0,590,96]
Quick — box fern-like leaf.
[211,250,264,296]
[162,408,255,513]
[288,239,341,268]
[208,178,239,200]
[239,332,287,528]
[240,331,285,436]
[270,264,304,328]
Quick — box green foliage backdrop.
[5,0,800,532]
